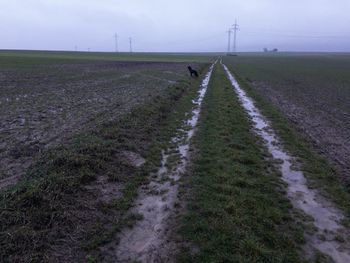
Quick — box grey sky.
[1,0,350,52]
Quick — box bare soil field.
[225,54,350,183]
[0,60,194,188]
[0,51,210,262]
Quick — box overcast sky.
[1,0,350,52]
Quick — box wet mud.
[110,63,215,262]
[223,63,350,263]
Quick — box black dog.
[188,66,198,77]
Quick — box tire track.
[112,62,216,262]
[222,62,350,263]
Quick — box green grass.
[223,59,350,219]
[0,50,216,68]
[178,64,305,263]
[0,63,209,262]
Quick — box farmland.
[1,51,350,263]
[223,53,350,184]
[0,50,212,262]
[0,51,210,187]
[0,50,215,68]
[177,57,350,263]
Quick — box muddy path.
[104,63,215,262]
[222,62,350,263]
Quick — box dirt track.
[224,63,350,263]
[2,56,349,262]
[109,63,214,262]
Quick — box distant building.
[263,48,278,52]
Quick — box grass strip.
[178,64,305,263]
[224,61,350,219]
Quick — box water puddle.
[222,63,350,262]
[113,63,215,262]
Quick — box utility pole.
[226,29,232,53]
[129,37,133,52]
[232,19,239,53]
[114,33,118,52]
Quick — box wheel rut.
[222,62,350,263]
[106,61,349,263]
[110,63,215,263]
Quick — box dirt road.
[103,63,215,262]
[111,62,350,262]
[223,63,350,263]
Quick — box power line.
[114,33,118,52]
[232,19,239,53]
[129,37,133,52]
[243,31,350,39]
[240,27,350,39]
[144,33,224,48]
[226,29,232,53]
[244,26,350,36]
